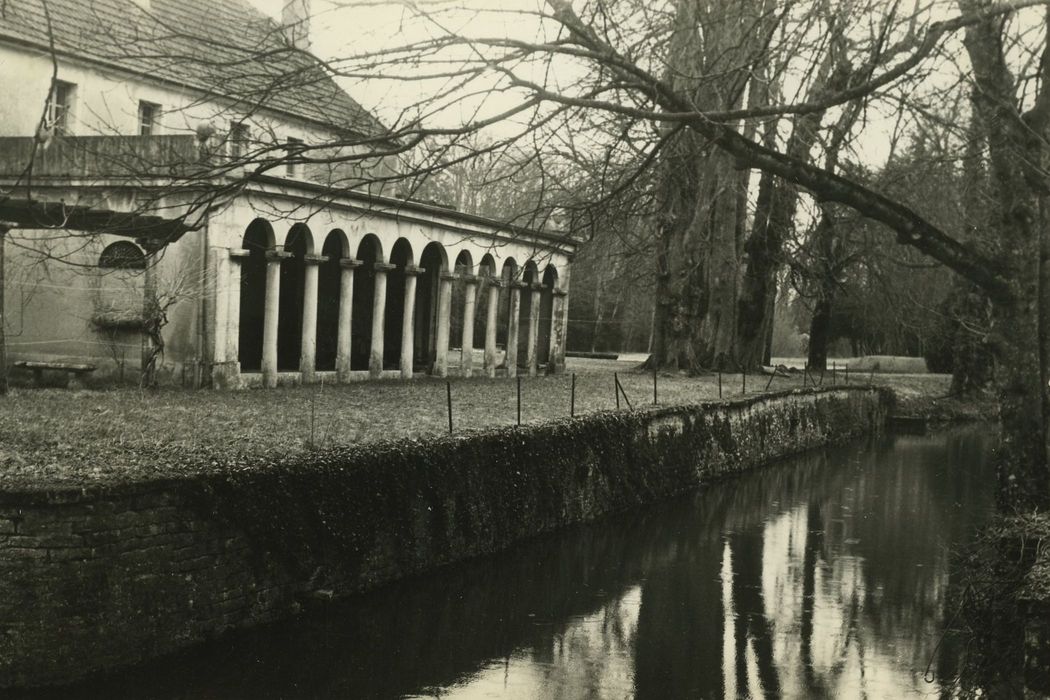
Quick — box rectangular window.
[47,80,75,135]
[229,122,250,159]
[138,101,159,136]
[285,136,303,177]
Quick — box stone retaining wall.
[0,386,889,688]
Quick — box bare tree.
[5,0,1050,507]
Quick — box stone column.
[401,265,424,379]
[369,262,396,379]
[555,267,571,372]
[208,248,242,388]
[299,254,325,383]
[433,272,455,377]
[483,278,502,378]
[550,288,569,375]
[262,248,291,388]
[336,258,360,383]
[526,283,542,377]
[505,282,523,378]
[226,249,249,377]
[459,274,478,377]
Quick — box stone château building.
[0,0,574,388]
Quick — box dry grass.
[0,357,953,488]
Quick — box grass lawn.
[0,357,953,489]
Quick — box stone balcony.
[0,134,209,179]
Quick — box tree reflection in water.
[25,427,996,700]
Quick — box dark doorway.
[385,239,413,369]
[351,235,382,370]
[538,266,558,366]
[415,243,446,371]
[238,219,274,372]
[497,259,517,350]
[450,251,473,355]
[277,224,311,371]
[475,254,497,348]
[518,262,538,367]
[316,230,345,371]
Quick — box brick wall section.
[0,387,889,688]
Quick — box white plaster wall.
[214,190,573,284]
[0,43,397,186]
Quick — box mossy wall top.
[0,386,888,688]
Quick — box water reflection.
[27,427,995,699]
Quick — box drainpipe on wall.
[197,217,210,389]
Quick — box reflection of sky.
[415,586,641,700]
[759,504,943,699]
[405,430,993,700]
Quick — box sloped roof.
[0,0,386,137]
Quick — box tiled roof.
[0,0,386,137]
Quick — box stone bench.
[13,361,97,388]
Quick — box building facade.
[0,0,574,387]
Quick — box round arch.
[280,223,315,254]
[415,242,449,369]
[497,258,518,349]
[350,234,384,370]
[474,253,499,346]
[316,229,348,371]
[538,265,559,367]
[276,224,313,371]
[98,241,146,270]
[450,250,475,352]
[518,261,540,366]
[384,238,415,368]
[238,219,276,372]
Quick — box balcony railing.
[0,135,209,179]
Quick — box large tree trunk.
[807,293,833,372]
[992,292,1050,510]
[650,0,770,373]
[652,146,744,371]
[962,3,1050,510]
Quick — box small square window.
[138,101,159,136]
[47,80,75,135]
[285,136,303,177]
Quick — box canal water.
[35,426,996,699]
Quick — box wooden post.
[571,372,576,417]
[765,370,775,391]
[718,370,722,398]
[614,372,620,409]
[516,375,521,426]
[0,224,7,396]
[653,366,657,405]
[446,380,453,434]
[742,370,746,395]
